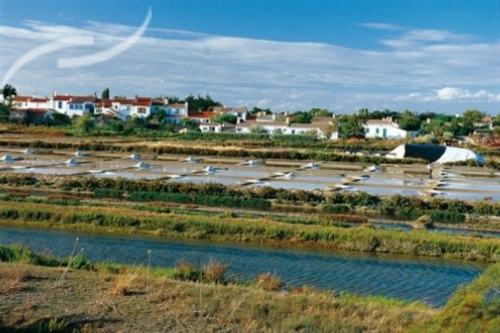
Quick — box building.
[12,96,50,110]
[235,116,329,139]
[199,121,235,133]
[50,95,97,117]
[189,111,217,124]
[363,117,415,139]
[474,115,494,130]
[9,108,55,124]
[213,106,248,122]
[161,102,189,124]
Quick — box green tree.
[75,114,95,135]
[463,109,484,123]
[0,98,12,122]
[212,112,237,124]
[309,108,331,117]
[357,108,369,121]
[398,111,421,131]
[101,88,110,99]
[291,111,312,124]
[151,110,167,124]
[339,115,364,138]
[48,113,71,126]
[1,84,17,100]
[183,118,200,131]
[165,95,181,104]
[185,94,222,112]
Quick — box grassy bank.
[0,244,436,333]
[2,245,499,332]
[1,200,500,262]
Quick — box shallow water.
[0,226,485,307]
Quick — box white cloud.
[437,87,470,100]
[0,20,499,113]
[359,22,404,31]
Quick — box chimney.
[53,91,57,97]
[284,111,289,116]
[286,117,290,124]
[237,118,241,124]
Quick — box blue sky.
[1,0,499,113]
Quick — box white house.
[363,118,415,139]
[235,117,328,139]
[160,102,189,124]
[188,111,217,124]
[199,121,235,133]
[131,97,152,118]
[50,95,97,117]
[12,96,50,109]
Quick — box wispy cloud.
[359,22,404,31]
[0,19,498,113]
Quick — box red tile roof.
[13,96,31,102]
[53,95,73,101]
[132,97,152,107]
[71,96,97,103]
[188,111,216,119]
[30,98,48,103]
[112,98,134,104]
[98,99,113,108]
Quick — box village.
[1,86,499,146]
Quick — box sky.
[0,0,499,114]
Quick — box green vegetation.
[410,262,500,332]
[1,201,500,261]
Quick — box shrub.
[173,261,202,282]
[429,210,466,224]
[203,259,227,284]
[322,204,351,214]
[257,273,284,291]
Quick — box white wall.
[363,124,409,139]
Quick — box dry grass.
[257,273,284,291]
[203,259,227,284]
[112,272,138,296]
[0,262,438,332]
[0,265,32,293]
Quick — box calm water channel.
[0,225,485,307]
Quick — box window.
[291,129,295,135]
[58,101,62,108]
[138,107,146,114]
[375,128,379,134]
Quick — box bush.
[173,261,203,282]
[257,273,284,291]
[322,204,350,214]
[203,259,227,284]
[429,210,466,224]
